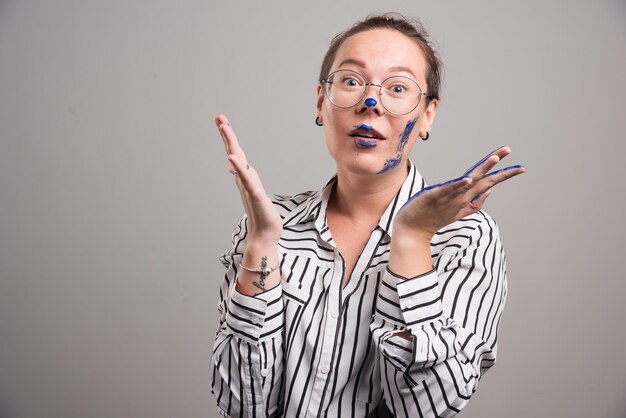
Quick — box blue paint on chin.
[356,138,377,148]
[354,124,373,131]
[379,158,401,172]
[365,98,377,107]
[378,116,419,174]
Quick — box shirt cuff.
[377,267,443,328]
[225,283,284,343]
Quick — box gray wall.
[1,1,625,417]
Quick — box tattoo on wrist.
[252,256,268,291]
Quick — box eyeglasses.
[321,69,428,116]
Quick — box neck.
[329,161,410,224]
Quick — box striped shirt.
[210,160,507,417]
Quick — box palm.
[215,115,283,243]
[394,147,525,239]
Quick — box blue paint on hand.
[365,98,377,107]
[354,124,373,131]
[483,164,524,178]
[356,138,377,148]
[402,175,470,208]
[378,116,418,174]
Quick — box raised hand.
[216,114,284,295]
[216,114,283,246]
[393,146,525,244]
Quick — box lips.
[349,124,386,140]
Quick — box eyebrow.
[336,59,418,80]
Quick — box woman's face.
[317,28,438,177]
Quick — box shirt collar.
[282,160,425,237]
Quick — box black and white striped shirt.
[211,161,507,417]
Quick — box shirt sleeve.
[370,211,507,417]
[210,216,285,418]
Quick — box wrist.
[389,226,433,278]
[391,224,433,248]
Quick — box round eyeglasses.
[321,69,428,116]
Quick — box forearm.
[387,227,434,340]
[373,213,507,416]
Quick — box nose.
[358,84,383,115]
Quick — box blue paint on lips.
[378,116,418,174]
[356,138,377,148]
[354,124,374,131]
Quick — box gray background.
[1,0,625,417]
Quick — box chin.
[338,154,388,176]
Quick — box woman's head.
[319,13,442,105]
[316,14,442,178]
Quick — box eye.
[342,77,362,87]
[384,76,418,97]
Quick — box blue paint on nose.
[365,98,377,107]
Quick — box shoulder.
[270,189,324,226]
[270,191,318,213]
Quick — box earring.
[315,116,323,126]
[420,131,429,141]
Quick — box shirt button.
[320,364,330,374]
[260,368,269,377]
[330,311,338,319]
[251,316,261,324]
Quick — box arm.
[371,212,506,417]
[210,216,285,418]
[210,115,286,417]
[371,147,523,416]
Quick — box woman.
[211,14,524,417]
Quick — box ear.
[421,98,439,132]
[316,84,324,112]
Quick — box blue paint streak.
[354,124,373,131]
[365,98,377,107]
[462,146,503,176]
[356,138,377,148]
[403,164,524,207]
[403,175,470,208]
[378,116,418,174]
[483,164,524,178]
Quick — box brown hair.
[319,13,443,104]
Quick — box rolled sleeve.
[377,267,444,329]
[225,283,284,344]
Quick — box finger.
[481,165,526,190]
[463,146,507,176]
[471,187,492,207]
[405,175,472,206]
[460,188,492,218]
[215,114,249,162]
[463,165,524,202]
[483,164,525,179]
[464,146,515,182]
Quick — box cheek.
[377,116,419,174]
